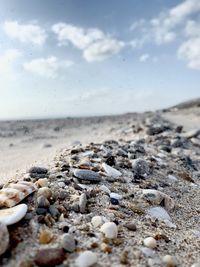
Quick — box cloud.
[0,49,21,74]
[23,56,73,78]
[130,19,146,31]
[178,37,200,70]
[52,23,124,62]
[3,21,47,45]
[184,20,200,37]
[139,53,150,62]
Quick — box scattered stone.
[100,185,111,194]
[49,205,60,219]
[37,196,50,208]
[162,255,177,266]
[37,187,52,200]
[75,251,97,267]
[34,248,65,267]
[110,198,119,205]
[100,242,112,253]
[73,169,102,182]
[91,216,105,228]
[102,163,122,178]
[124,222,137,231]
[35,178,48,187]
[100,222,118,239]
[61,233,76,252]
[110,192,122,200]
[0,222,9,256]
[79,193,87,213]
[0,203,28,225]
[39,229,53,244]
[29,166,48,174]
[132,158,149,178]
[143,237,157,249]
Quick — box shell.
[102,163,122,178]
[0,204,28,225]
[0,181,37,208]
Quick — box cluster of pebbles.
[0,113,199,267]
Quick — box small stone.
[79,193,87,213]
[0,222,9,256]
[143,237,157,249]
[91,216,105,228]
[57,190,68,200]
[61,233,76,252]
[100,222,118,239]
[36,178,48,187]
[124,222,137,231]
[37,187,52,200]
[100,185,111,194]
[147,207,176,228]
[29,166,48,174]
[102,163,122,178]
[110,198,119,205]
[191,263,200,267]
[100,242,112,253]
[34,248,65,267]
[58,182,66,188]
[162,255,177,266]
[0,204,28,225]
[73,169,102,182]
[37,196,50,208]
[75,251,97,267]
[39,229,53,244]
[36,208,47,215]
[132,158,149,178]
[49,205,60,219]
[110,192,122,200]
[120,250,129,265]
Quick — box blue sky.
[0,0,200,119]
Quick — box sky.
[0,0,200,120]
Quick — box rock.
[34,248,65,267]
[61,233,76,252]
[0,204,28,225]
[36,208,47,215]
[36,178,48,187]
[37,196,50,208]
[140,247,155,258]
[146,207,176,228]
[37,187,52,200]
[100,222,118,238]
[191,263,200,267]
[162,255,177,266]
[39,229,53,244]
[100,185,111,194]
[91,216,105,228]
[124,222,137,231]
[142,189,175,211]
[143,237,157,249]
[102,163,122,178]
[110,192,122,200]
[73,169,102,182]
[57,190,68,200]
[182,129,200,139]
[132,158,149,178]
[110,198,119,205]
[0,222,9,256]
[58,182,66,188]
[79,193,87,213]
[105,156,116,166]
[0,181,37,208]
[29,166,48,174]
[75,251,97,267]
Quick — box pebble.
[39,229,53,244]
[143,237,157,249]
[100,185,111,194]
[73,169,102,182]
[110,192,122,200]
[110,198,119,205]
[100,222,118,239]
[132,158,149,177]
[0,222,9,256]
[0,204,28,225]
[79,193,87,213]
[36,178,48,187]
[58,182,66,188]
[37,187,52,200]
[124,222,137,231]
[191,263,200,267]
[37,196,50,208]
[91,216,105,228]
[147,207,172,222]
[29,166,48,174]
[49,205,60,219]
[162,255,177,266]
[75,251,97,267]
[102,163,122,178]
[34,248,65,267]
[61,233,76,252]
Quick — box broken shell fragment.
[0,181,37,208]
[0,204,28,225]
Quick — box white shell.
[75,251,97,267]
[0,204,28,225]
[143,237,157,249]
[91,216,104,228]
[147,206,171,221]
[0,222,9,256]
[100,222,118,239]
[110,192,122,200]
[102,163,122,178]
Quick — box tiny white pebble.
[162,255,176,266]
[109,192,122,200]
[91,216,104,228]
[143,237,157,249]
[100,222,118,239]
[58,182,65,188]
[75,251,97,267]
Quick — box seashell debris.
[102,163,122,178]
[0,203,28,225]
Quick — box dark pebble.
[110,198,119,205]
[34,248,65,267]
[49,205,60,219]
[73,169,102,182]
[36,208,48,215]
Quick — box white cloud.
[83,39,124,62]
[23,56,73,78]
[3,21,47,45]
[0,49,21,74]
[178,37,200,70]
[184,20,200,36]
[130,19,146,31]
[52,23,124,62]
[139,53,150,62]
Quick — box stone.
[73,169,102,182]
[91,216,105,228]
[36,178,48,187]
[110,192,122,200]
[143,237,157,249]
[100,222,118,239]
[162,255,177,266]
[58,182,66,188]
[36,208,47,215]
[0,222,9,256]
[110,198,119,205]
[49,205,60,219]
[29,166,48,174]
[0,203,28,225]
[61,233,76,252]
[132,158,149,178]
[75,251,97,267]
[34,248,65,267]
[142,189,175,211]
[37,187,52,200]
[147,207,174,226]
[124,222,137,231]
[79,193,87,213]
[39,229,53,244]
[37,196,50,208]
[100,185,111,194]
[102,163,122,178]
